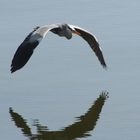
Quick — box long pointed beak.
[72,30,81,36]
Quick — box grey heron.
[11,23,107,73]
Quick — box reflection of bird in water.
[9,107,32,137]
[9,91,108,140]
[11,23,107,73]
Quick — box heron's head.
[61,24,72,39]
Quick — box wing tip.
[102,64,108,70]
[10,67,16,73]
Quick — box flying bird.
[10,23,107,73]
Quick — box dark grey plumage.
[11,27,40,73]
[73,27,107,68]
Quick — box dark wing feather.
[11,40,39,73]
[70,25,107,68]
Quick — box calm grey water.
[0,0,140,140]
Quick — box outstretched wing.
[10,40,39,73]
[11,24,58,73]
[69,25,107,68]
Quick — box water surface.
[0,0,140,140]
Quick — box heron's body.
[11,23,107,73]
